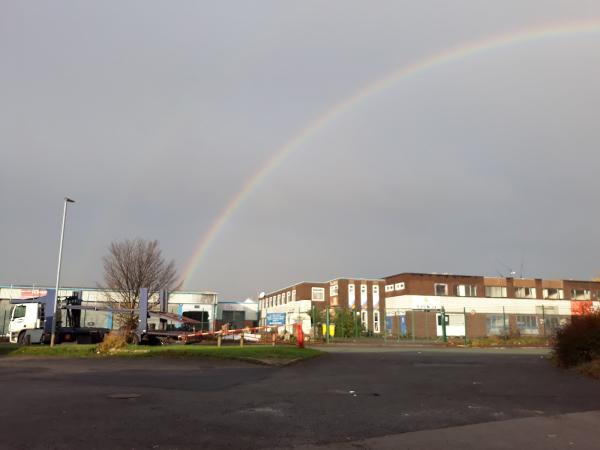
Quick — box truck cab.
[8,302,45,344]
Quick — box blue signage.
[266,313,286,326]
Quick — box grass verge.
[0,343,322,364]
[465,336,551,347]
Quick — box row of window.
[486,314,563,335]
[259,289,298,309]
[433,284,596,300]
[384,282,405,292]
[261,284,597,309]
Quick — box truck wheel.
[17,331,26,345]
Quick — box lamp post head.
[65,197,75,203]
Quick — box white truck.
[8,289,108,344]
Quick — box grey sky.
[2,1,599,298]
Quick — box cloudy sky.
[2,1,600,298]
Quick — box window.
[286,291,291,303]
[361,284,367,293]
[361,310,368,331]
[385,284,394,292]
[434,283,448,296]
[330,284,338,296]
[372,285,379,294]
[544,316,561,334]
[292,290,296,302]
[311,287,325,301]
[514,287,536,299]
[394,282,405,291]
[373,310,380,333]
[486,315,506,335]
[277,294,282,305]
[13,305,26,319]
[571,289,591,300]
[516,315,539,335]
[543,288,564,300]
[456,285,477,297]
[485,286,507,298]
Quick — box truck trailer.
[8,288,204,345]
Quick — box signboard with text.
[266,313,286,326]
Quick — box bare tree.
[101,238,180,330]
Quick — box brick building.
[259,272,600,339]
[258,278,385,334]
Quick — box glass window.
[373,311,380,333]
[571,289,591,300]
[361,310,368,330]
[394,282,405,291]
[543,288,564,300]
[330,284,338,296]
[486,314,506,335]
[292,290,296,302]
[13,305,26,319]
[516,315,539,335]
[485,286,507,298]
[434,283,448,296]
[514,287,536,299]
[456,285,477,297]
[311,287,325,301]
[385,284,394,292]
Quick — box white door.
[436,313,466,337]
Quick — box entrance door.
[436,313,466,337]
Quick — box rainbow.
[180,19,600,288]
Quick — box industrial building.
[259,273,600,339]
[258,278,385,334]
[0,285,256,337]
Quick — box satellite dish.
[258,292,266,299]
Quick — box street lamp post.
[50,197,75,347]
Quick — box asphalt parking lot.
[0,347,599,449]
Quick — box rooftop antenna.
[519,257,525,279]
[497,260,514,278]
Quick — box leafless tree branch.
[98,238,179,330]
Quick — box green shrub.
[552,312,600,367]
[333,309,362,338]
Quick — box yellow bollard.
[240,333,244,347]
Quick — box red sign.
[15,289,48,300]
[570,301,593,316]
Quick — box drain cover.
[107,393,141,400]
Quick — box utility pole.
[441,306,447,343]
[326,307,330,344]
[50,197,75,347]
